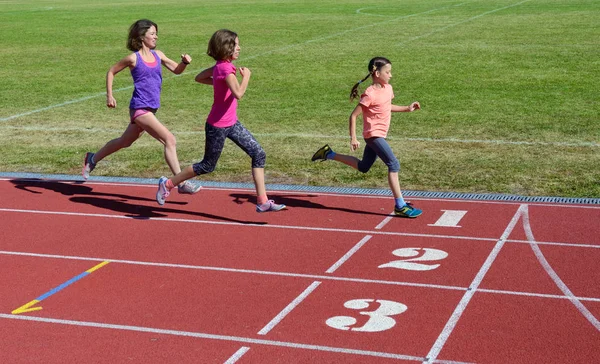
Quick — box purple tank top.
[129,50,162,110]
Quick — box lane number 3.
[326,299,407,332]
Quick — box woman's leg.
[133,112,181,175]
[94,122,144,163]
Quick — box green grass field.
[1,0,598,198]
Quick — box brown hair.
[207,29,238,61]
[126,19,158,52]
[349,57,392,101]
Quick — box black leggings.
[192,121,266,175]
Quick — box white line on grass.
[423,204,526,364]
[521,205,600,331]
[0,313,426,362]
[0,125,596,148]
[397,0,531,46]
[0,5,454,123]
[258,282,321,335]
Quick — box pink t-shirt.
[206,60,238,127]
[359,84,394,138]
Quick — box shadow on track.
[229,192,391,217]
[11,179,266,224]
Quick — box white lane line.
[1,5,452,123]
[0,313,425,361]
[423,204,526,364]
[397,0,531,46]
[326,235,372,273]
[224,347,250,364]
[4,176,600,208]
[0,207,498,242]
[2,249,598,302]
[258,281,321,335]
[522,205,600,331]
[0,250,466,292]
[478,288,600,303]
[375,214,394,230]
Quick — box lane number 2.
[378,247,448,271]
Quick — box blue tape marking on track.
[0,172,598,205]
[36,272,89,301]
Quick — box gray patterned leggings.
[192,121,266,175]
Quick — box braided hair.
[349,57,392,101]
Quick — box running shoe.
[82,152,96,180]
[156,176,170,205]
[311,144,332,162]
[178,181,202,194]
[256,200,286,213]
[394,203,422,218]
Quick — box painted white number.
[428,210,468,228]
[379,248,448,271]
[326,299,407,332]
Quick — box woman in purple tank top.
[81,19,200,195]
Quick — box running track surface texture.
[0,174,599,364]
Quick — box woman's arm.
[106,53,135,108]
[155,50,191,75]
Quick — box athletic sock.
[326,151,336,160]
[395,197,406,208]
[165,179,175,191]
[257,195,268,205]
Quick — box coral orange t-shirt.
[359,84,394,138]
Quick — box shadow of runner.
[230,192,391,217]
[10,179,266,225]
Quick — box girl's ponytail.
[350,73,372,101]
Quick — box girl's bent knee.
[388,159,400,173]
[193,162,215,175]
[252,149,266,168]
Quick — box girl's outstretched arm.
[195,66,214,85]
[106,54,135,108]
[155,50,191,75]
[391,101,420,112]
[348,104,362,151]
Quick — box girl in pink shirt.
[311,57,422,218]
[156,29,285,213]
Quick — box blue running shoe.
[394,203,422,218]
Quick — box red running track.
[0,177,598,363]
